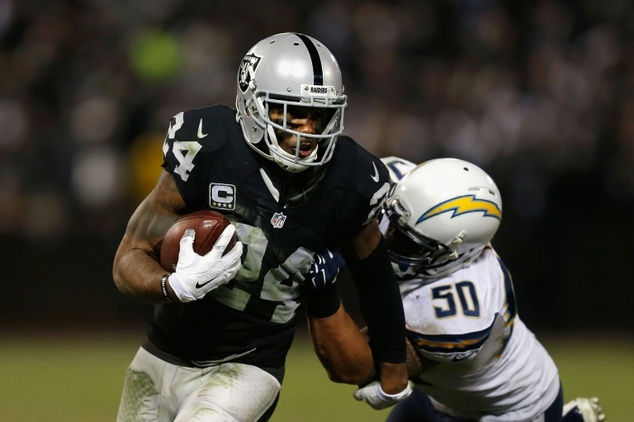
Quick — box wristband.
[161,273,173,303]
[377,382,412,401]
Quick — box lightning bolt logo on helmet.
[417,195,502,224]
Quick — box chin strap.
[447,230,467,260]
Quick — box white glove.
[168,225,243,302]
[353,380,413,410]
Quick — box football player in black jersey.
[113,32,410,421]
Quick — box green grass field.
[0,332,630,421]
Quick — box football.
[159,210,237,272]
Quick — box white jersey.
[400,246,560,421]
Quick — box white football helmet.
[383,158,502,280]
[235,32,347,173]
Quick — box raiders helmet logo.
[238,53,261,93]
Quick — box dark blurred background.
[1,0,633,335]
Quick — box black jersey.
[147,104,391,374]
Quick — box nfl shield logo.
[270,212,287,229]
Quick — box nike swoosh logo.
[197,119,208,138]
[195,279,215,288]
[370,162,380,182]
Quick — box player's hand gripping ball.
[160,210,237,272]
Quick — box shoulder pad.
[166,105,235,150]
[380,156,417,183]
[330,137,392,226]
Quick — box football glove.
[353,380,413,410]
[308,247,346,289]
[168,225,243,302]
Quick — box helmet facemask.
[256,94,344,173]
[384,201,458,280]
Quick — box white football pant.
[116,347,281,422]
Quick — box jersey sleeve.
[161,107,227,209]
[334,139,392,237]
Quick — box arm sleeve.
[303,283,341,318]
[347,236,406,364]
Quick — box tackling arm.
[304,239,418,409]
[343,220,409,395]
[308,300,426,385]
[304,248,373,383]
[308,301,375,385]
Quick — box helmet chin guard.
[235,32,347,173]
[264,125,318,173]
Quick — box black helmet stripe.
[294,33,323,86]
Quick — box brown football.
[159,210,236,272]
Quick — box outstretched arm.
[306,280,417,410]
[305,238,413,409]
[308,300,375,385]
[304,248,372,383]
[344,220,409,395]
[309,297,425,386]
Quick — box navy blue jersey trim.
[295,33,323,85]
[385,162,408,181]
[497,257,518,322]
[496,256,518,356]
[407,319,494,354]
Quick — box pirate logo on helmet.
[238,53,261,93]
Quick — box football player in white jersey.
[306,157,605,421]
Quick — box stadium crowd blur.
[2,0,633,333]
